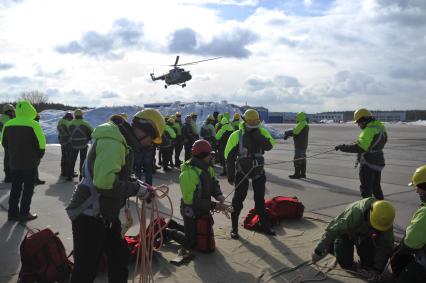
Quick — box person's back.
[2,100,45,221]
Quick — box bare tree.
[19,90,49,105]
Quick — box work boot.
[230,228,240,240]
[8,215,20,221]
[289,174,301,179]
[19,213,38,221]
[35,179,46,185]
[66,176,73,181]
[259,226,276,236]
[300,161,307,178]
[163,166,172,172]
[73,172,79,177]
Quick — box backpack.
[196,215,215,253]
[243,208,278,231]
[265,196,304,220]
[19,228,73,283]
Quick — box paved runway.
[0,123,424,282]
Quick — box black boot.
[289,165,301,179]
[300,160,306,178]
[230,213,240,239]
[259,226,276,236]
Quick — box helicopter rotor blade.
[174,56,180,66]
[175,57,222,66]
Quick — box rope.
[223,148,336,201]
[132,183,173,283]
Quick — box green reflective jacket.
[404,203,426,250]
[358,120,387,151]
[316,197,394,271]
[165,125,176,139]
[215,118,234,141]
[171,121,182,136]
[293,112,308,135]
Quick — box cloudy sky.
[0,0,425,112]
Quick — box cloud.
[389,58,426,80]
[100,91,120,98]
[35,66,64,78]
[0,76,31,84]
[0,63,14,70]
[55,18,144,59]
[374,0,426,26]
[168,27,258,58]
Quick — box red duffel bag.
[265,196,304,220]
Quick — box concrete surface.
[0,123,424,282]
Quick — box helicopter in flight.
[150,56,221,88]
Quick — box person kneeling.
[166,139,229,264]
[312,198,395,282]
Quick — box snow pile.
[407,120,426,126]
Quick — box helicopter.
[150,56,221,88]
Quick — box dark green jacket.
[66,120,139,221]
[316,197,394,272]
[57,118,71,145]
[69,118,94,149]
[1,101,46,170]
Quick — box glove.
[217,195,225,204]
[137,181,155,203]
[311,249,326,264]
[335,144,344,151]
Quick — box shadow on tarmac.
[302,178,361,197]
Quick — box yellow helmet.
[74,109,83,117]
[191,112,197,117]
[119,113,128,120]
[409,165,426,187]
[175,112,181,117]
[134,109,165,144]
[234,113,240,120]
[243,109,260,128]
[354,108,372,123]
[167,117,175,124]
[2,103,15,113]
[208,114,214,121]
[369,200,395,231]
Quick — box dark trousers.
[219,140,227,173]
[3,149,11,180]
[134,149,154,185]
[333,234,375,269]
[8,168,36,217]
[166,211,197,250]
[71,215,129,283]
[231,173,268,230]
[69,146,88,178]
[395,260,426,283]
[60,143,71,176]
[184,142,192,161]
[293,148,306,176]
[174,141,183,165]
[359,165,384,200]
[160,147,173,168]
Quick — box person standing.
[68,109,93,181]
[57,112,73,177]
[391,165,426,282]
[34,113,45,185]
[335,109,387,200]
[284,112,309,179]
[182,115,197,161]
[200,115,216,146]
[225,109,276,239]
[0,103,16,183]
[160,117,176,171]
[215,116,234,176]
[172,112,184,167]
[66,109,164,283]
[231,113,241,130]
[2,101,45,221]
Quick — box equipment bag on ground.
[196,215,215,253]
[243,208,278,231]
[265,196,304,220]
[19,228,73,283]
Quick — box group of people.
[1,101,425,283]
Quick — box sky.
[0,0,425,112]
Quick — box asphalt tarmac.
[0,123,424,282]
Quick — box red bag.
[243,208,278,230]
[124,217,167,262]
[19,228,72,283]
[196,215,215,253]
[265,196,304,220]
